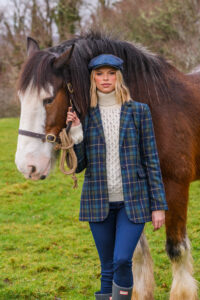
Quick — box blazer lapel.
[119,101,133,149]
[90,104,106,143]
[89,101,133,147]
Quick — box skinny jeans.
[89,201,145,294]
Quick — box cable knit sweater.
[69,90,124,202]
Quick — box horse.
[15,31,200,300]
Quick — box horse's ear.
[53,44,75,70]
[27,37,40,56]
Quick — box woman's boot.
[95,290,112,300]
[112,281,133,299]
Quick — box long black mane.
[19,30,180,118]
[18,51,57,94]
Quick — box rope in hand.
[54,128,78,189]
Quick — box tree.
[54,0,82,41]
[31,0,53,48]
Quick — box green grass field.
[0,118,199,300]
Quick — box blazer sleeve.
[70,123,87,174]
[140,103,168,211]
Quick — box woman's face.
[93,67,117,93]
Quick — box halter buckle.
[46,134,57,143]
[67,82,74,94]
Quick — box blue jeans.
[89,201,145,294]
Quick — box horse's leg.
[165,180,198,300]
[132,232,155,300]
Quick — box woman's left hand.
[152,210,165,231]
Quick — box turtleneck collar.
[97,90,118,107]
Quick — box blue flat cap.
[88,54,123,71]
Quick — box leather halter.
[18,82,76,143]
[18,129,60,143]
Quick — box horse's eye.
[43,97,54,106]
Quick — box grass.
[0,117,199,299]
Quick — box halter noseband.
[18,129,60,143]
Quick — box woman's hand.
[66,106,81,127]
[152,210,165,231]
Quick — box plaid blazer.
[73,99,168,223]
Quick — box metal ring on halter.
[46,134,57,143]
[67,82,74,94]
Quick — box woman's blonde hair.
[90,69,131,107]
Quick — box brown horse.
[15,31,200,300]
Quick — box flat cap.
[88,54,123,71]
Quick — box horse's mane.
[19,30,179,115]
[18,51,57,94]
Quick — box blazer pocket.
[137,167,147,178]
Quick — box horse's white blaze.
[170,236,198,300]
[15,83,55,180]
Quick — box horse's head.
[15,37,75,180]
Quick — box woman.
[66,54,168,300]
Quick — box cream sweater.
[69,90,124,202]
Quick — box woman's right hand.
[66,106,81,127]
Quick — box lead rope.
[53,80,80,189]
[54,128,78,189]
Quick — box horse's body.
[15,31,200,300]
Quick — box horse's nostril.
[31,165,36,173]
[40,175,46,180]
[28,165,36,173]
[28,165,36,178]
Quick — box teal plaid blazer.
[73,99,168,223]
